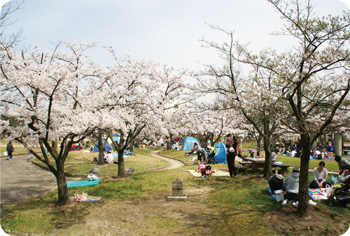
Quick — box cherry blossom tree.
[233,0,350,216]
[188,102,245,147]
[197,27,287,178]
[0,0,24,50]
[95,49,188,176]
[153,65,188,147]
[0,41,104,205]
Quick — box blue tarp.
[67,178,101,188]
[112,150,133,158]
[214,142,227,164]
[268,188,277,200]
[182,137,201,151]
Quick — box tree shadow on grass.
[48,202,90,229]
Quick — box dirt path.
[149,150,184,171]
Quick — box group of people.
[186,141,218,178]
[311,155,350,188]
[185,142,212,178]
[269,167,316,207]
[197,151,213,178]
[275,141,334,160]
[269,155,350,207]
[93,151,117,164]
[275,145,302,158]
[187,133,241,178]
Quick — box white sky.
[1,0,349,71]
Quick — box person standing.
[227,146,237,177]
[6,141,14,160]
[225,133,233,148]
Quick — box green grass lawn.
[62,147,169,175]
[1,146,349,236]
[276,154,339,172]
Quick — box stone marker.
[167,178,188,201]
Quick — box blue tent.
[214,142,227,164]
[110,136,120,151]
[182,137,201,151]
[93,138,112,153]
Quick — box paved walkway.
[0,150,184,208]
[1,155,58,207]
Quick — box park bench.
[239,161,252,167]
[272,163,290,174]
[255,167,281,174]
[236,165,249,174]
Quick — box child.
[197,154,207,178]
[205,165,213,178]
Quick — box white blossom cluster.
[0,41,188,148]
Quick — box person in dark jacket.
[6,141,14,160]
[226,145,236,177]
[268,173,285,193]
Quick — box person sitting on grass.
[282,167,316,207]
[309,161,330,188]
[186,142,199,156]
[335,156,350,175]
[339,165,350,183]
[104,151,115,164]
[282,167,300,205]
[197,154,207,178]
[268,173,285,193]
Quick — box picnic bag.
[73,192,88,202]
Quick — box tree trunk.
[130,140,134,152]
[52,140,58,151]
[263,135,272,178]
[297,133,311,216]
[55,162,69,205]
[98,132,105,165]
[117,149,125,177]
[256,135,262,156]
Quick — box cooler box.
[274,190,284,202]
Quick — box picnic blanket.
[187,169,230,177]
[268,188,329,201]
[67,178,101,188]
[268,188,277,200]
[70,196,102,202]
[309,188,329,201]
